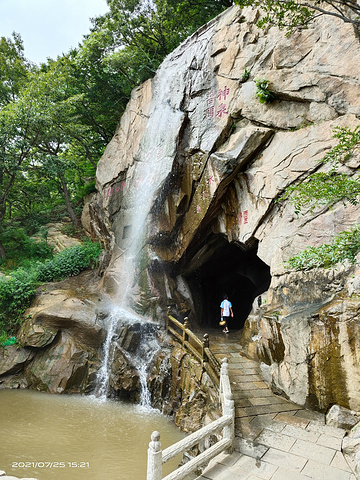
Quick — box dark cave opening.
[183,235,271,330]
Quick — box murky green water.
[0,389,184,480]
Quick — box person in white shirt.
[220,294,234,333]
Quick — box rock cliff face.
[91,5,360,413]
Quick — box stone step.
[195,331,355,480]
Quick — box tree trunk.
[59,174,79,227]
[0,240,6,260]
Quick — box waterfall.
[94,310,119,399]
[95,68,186,405]
[125,327,161,409]
[95,306,160,409]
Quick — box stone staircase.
[195,330,355,480]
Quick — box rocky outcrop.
[327,404,360,430]
[148,344,221,432]
[343,423,360,479]
[90,5,360,414]
[33,222,82,253]
[109,343,140,397]
[0,272,105,393]
[243,261,360,412]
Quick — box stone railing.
[166,308,221,387]
[146,358,235,480]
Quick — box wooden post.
[183,317,189,348]
[166,306,172,331]
[202,333,209,364]
[147,431,162,480]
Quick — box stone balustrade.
[146,358,234,480]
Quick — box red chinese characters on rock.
[238,210,249,225]
[106,181,127,198]
[217,86,230,101]
[216,103,228,118]
[205,86,230,119]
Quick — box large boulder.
[242,262,360,411]
[327,404,360,430]
[20,292,105,348]
[23,331,100,394]
[0,346,35,378]
[0,272,105,394]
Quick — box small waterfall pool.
[0,389,184,480]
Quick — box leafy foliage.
[35,242,102,282]
[0,242,102,339]
[281,172,360,216]
[0,33,32,107]
[281,126,360,270]
[234,0,360,32]
[0,336,16,347]
[0,225,52,269]
[286,226,360,270]
[0,268,37,338]
[280,126,360,215]
[241,68,251,82]
[0,0,231,261]
[255,79,275,104]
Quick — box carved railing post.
[183,317,189,348]
[220,357,234,453]
[147,431,162,480]
[223,392,235,453]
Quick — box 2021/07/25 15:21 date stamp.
[12,461,90,469]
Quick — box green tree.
[0,33,34,258]
[0,0,232,262]
[234,0,360,32]
[281,126,360,214]
[0,33,32,107]
[280,126,360,270]
[89,0,232,85]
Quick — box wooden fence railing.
[146,358,235,480]
[166,307,221,387]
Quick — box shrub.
[35,242,102,282]
[0,268,37,335]
[286,226,360,271]
[241,68,251,83]
[0,336,17,347]
[0,242,102,337]
[0,224,52,270]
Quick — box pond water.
[0,389,185,480]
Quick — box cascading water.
[95,309,120,399]
[95,65,186,406]
[95,306,161,408]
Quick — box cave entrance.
[183,235,271,330]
